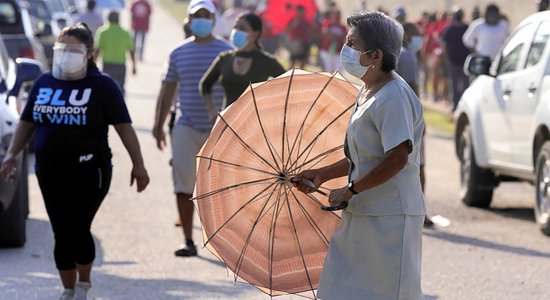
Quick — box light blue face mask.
[408,36,422,53]
[230,29,249,49]
[191,18,213,38]
[340,44,374,79]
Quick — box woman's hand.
[0,155,16,181]
[131,165,150,192]
[292,169,324,194]
[328,186,353,206]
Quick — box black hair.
[237,13,263,48]
[347,11,402,72]
[59,22,97,69]
[108,10,119,23]
[87,0,96,11]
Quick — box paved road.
[1,2,550,300]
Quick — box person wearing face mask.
[319,8,347,73]
[397,22,436,228]
[0,23,150,300]
[442,6,470,111]
[462,4,509,61]
[200,12,286,118]
[152,0,233,258]
[293,11,425,300]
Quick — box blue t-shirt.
[163,37,233,130]
[21,66,131,168]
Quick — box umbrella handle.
[320,201,348,211]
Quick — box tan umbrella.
[194,70,358,298]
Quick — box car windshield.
[27,1,52,20]
[0,1,24,35]
[0,2,17,25]
[48,0,66,13]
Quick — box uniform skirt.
[317,211,423,300]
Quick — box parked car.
[454,11,550,235]
[22,0,56,68]
[0,34,42,247]
[0,0,49,69]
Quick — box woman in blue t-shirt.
[0,23,149,299]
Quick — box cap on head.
[188,0,216,15]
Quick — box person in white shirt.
[75,0,104,36]
[462,4,509,60]
[222,0,250,29]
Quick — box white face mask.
[340,44,373,79]
[52,44,88,80]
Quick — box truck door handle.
[503,89,512,101]
[528,87,537,93]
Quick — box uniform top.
[21,66,131,169]
[163,37,234,130]
[200,49,285,108]
[345,77,425,216]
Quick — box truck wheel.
[0,154,27,247]
[458,124,496,207]
[535,141,550,236]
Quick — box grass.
[158,0,188,23]
[424,109,454,135]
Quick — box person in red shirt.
[286,5,313,69]
[130,0,152,61]
[422,11,450,102]
[319,9,347,73]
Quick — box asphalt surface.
[1,1,550,300]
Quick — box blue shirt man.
[152,0,233,257]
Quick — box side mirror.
[35,23,53,37]
[464,54,492,77]
[8,58,43,98]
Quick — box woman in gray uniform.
[294,10,425,300]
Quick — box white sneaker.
[59,289,74,300]
[74,281,94,300]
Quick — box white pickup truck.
[454,11,550,235]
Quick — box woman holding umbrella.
[200,12,286,120]
[294,11,425,299]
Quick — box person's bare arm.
[0,121,35,180]
[130,50,136,75]
[327,141,410,206]
[114,123,149,192]
[153,81,178,150]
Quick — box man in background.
[76,0,103,36]
[130,0,152,61]
[152,0,233,257]
[442,7,470,111]
[95,11,136,94]
[462,4,509,61]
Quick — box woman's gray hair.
[347,10,404,72]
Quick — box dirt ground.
[325,0,541,28]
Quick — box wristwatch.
[347,181,358,195]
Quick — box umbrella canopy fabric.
[194,70,358,297]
